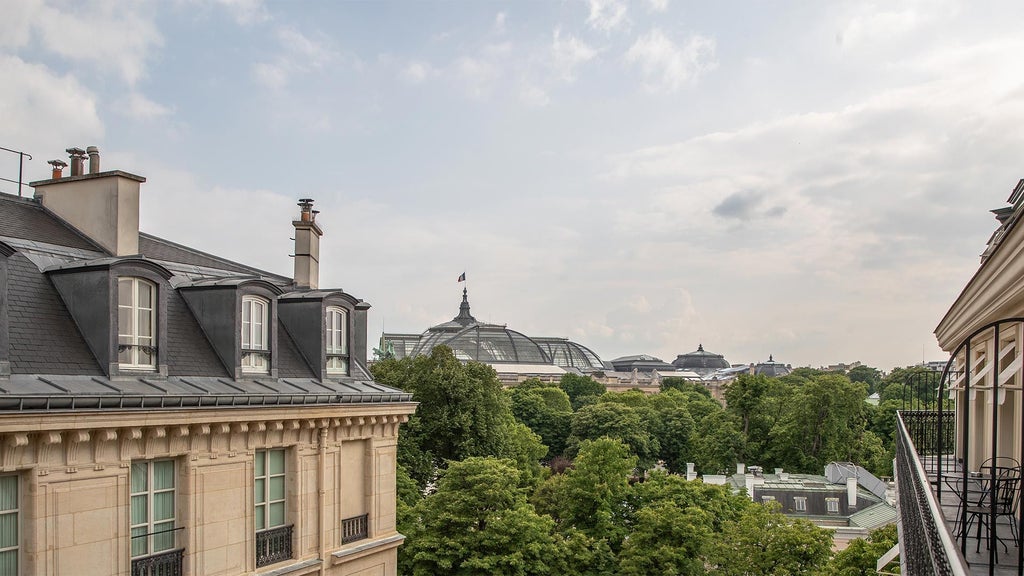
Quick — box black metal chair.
[960,457,1021,557]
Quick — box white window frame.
[0,475,18,574]
[255,448,287,532]
[130,460,177,558]
[793,496,807,512]
[825,497,840,514]
[242,296,270,373]
[760,495,775,504]
[118,277,157,369]
[325,306,349,376]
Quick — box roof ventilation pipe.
[87,146,100,174]
[66,147,86,176]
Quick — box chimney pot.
[293,198,321,289]
[47,159,68,179]
[86,146,100,174]
[66,147,86,177]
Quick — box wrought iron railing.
[131,548,185,576]
[256,524,294,567]
[900,409,956,476]
[342,513,369,544]
[895,412,970,576]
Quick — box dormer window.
[242,296,270,373]
[118,277,157,369]
[326,306,348,376]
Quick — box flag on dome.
[457,272,466,282]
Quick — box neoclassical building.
[0,146,415,575]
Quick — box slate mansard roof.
[0,192,412,410]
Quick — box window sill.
[330,533,404,565]
[256,557,321,576]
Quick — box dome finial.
[698,343,704,352]
[453,286,476,325]
[769,354,774,362]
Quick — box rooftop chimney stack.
[47,159,68,179]
[87,146,100,174]
[293,198,322,289]
[32,144,145,256]
[67,147,86,177]
[847,476,858,510]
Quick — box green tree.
[648,390,697,473]
[535,437,637,543]
[403,457,561,576]
[661,376,712,397]
[567,402,659,468]
[371,346,518,487]
[559,373,606,410]
[617,502,710,576]
[692,410,746,474]
[706,502,833,576]
[509,386,573,458]
[847,365,882,394]
[826,524,899,575]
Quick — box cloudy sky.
[3,0,1024,371]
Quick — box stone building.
[0,146,415,575]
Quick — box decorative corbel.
[2,434,28,471]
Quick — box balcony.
[256,524,294,568]
[131,548,184,576]
[342,513,369,544]
[897,410,1022,575]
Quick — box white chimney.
[292,198,322,289]
[737,463,745,475]
[686,462,696,481]
[32,146,144,256]
[847,477,858,509]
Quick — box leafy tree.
[510,386,573,458]
[567,402,659,468]
[617,501,710,576]
[402,457,561,576]
[371,346,518,487]
[536,438,637,543]
[724,374,771,437]
[706,502,833,576]
[648,390,697,473]
[629,471,751,533]
[847,365,882,394]
[661,376,711,397]
[826,524,899,575]
[692,410,746,474]
[559,373,606,410]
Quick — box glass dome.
[533,337,608,371]
[408,289,553,364]
[672,344,730,375]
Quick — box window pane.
[131,495,148,525]
[269,477,284,501]
[255,505,266,531]
[131,526,148,557]
[255,451,265,477]
[0,550,16,574]
[153,521,174,552]
[131,463,148,493]
[118,307,133,337]
[118,278,132,306]
[153,461,174,490]
[269,502,285,527]
[255,478,266,504]
[152,492,174,522]
[269,451,285,475]
[138,309,152,338]
[0,477,16,511]
[137,281,153,307]
[0,513,17,548]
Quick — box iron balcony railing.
[131,548,185,576]
[256,524,294,567]
[896,411,970,576]
[342,513,369,544]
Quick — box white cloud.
[586,0,628,32]
[493,12,507,35]
[211,0,270,25]
[625,29,716,92]
[252,26,341,90]
[0,55,103,184]
[400,61,436,84]
[551,28,597,82]
[455,56,501,99]
[117,92,174,120]
[3,0,163,86]
[648,0,669,13]
[519,83,550,107]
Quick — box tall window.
[0,475,17,574]
[118,277,156,369]
[326,307,348,375]
[793,497,807,512]
[825,497,839,514]
[255,449,286,531]
[242,296,270,373]
[131,460,176,558]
